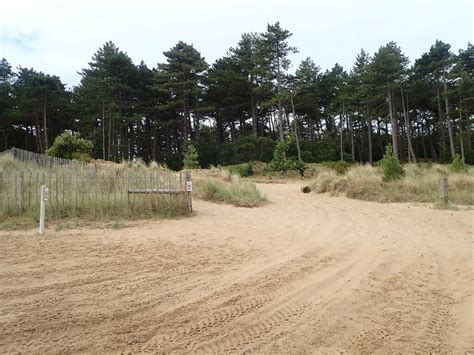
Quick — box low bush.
[228,162,255,177]
[321,160,353,175]
[46,130,93,161]
[449,154,468,173]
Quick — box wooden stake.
[440,177,448,207]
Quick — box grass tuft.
[310,163,474,205]
[195,168,267,207]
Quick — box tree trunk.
[35,113,43,153]
[420,122,427,159]
[276,58,284,141]
[401,84,417,163]
[459,102,465,161]
[250,92,258,136]
[309,114,315,144]
[107,112,112,161]
[436,86,446,153]
[340,100,345,161]
[102,101,106,160]
[376,118,384,157]
[290,93,302,162]
[388,86,399,159]
[349,113,355,161]
[182,93,188,152]
[43,93,48,151]
[368,115,373,165]
[443,73,456,159]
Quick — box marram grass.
[309,163,474,205]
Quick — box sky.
[1,0,472,88]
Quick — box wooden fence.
[0,149,192,219]
[0,147,90,169]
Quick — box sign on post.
[186,181,193,192]
[39,185,48,236]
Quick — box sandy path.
[0,183,472,353]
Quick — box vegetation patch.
[310,164,474,205]
[195,168,267,207]
[0,153,191,222]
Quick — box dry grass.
[194,167,267,207]
[310,164,474,205]
[0,153,190,220]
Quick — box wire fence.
[0,149,192,219]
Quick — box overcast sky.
[1,0,472,88]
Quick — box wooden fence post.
[19,171,24,212]
[440,177,448,207]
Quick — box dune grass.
[0,153,191,221]
[194,167,267,207]
[309,163,474,205]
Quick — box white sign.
[42,187,49,201]
[186,181,192,192]
[39,185,48,236]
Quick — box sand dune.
[0,183,472,353]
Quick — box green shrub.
[269,134,307,176]
[313,136,338,162]
[229,163,254,177]
[379,144,404,181]
[46,130,93,161]
[321,161,352,175]
[450,154,468,173]
[183,144,200,169]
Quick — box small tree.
[379,144,404,181]
[46,130,93,161]
[183,144,200,169]
[449,154,468,173]
[270,134,307,176]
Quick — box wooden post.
[19,171,24,212]
[186,172,192,213]
[440,177,448,207]
[39,185,48,236]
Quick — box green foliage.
[378,144,404,181]
[464,149,474,165]
[228,162,254,177]
[313,137,339,162]
[449,154,468,173]
[269,134,307,176]
[46,130,93,161]
[215,135,275,166]
[183,144,200,169]
[195,127,219,168]
[321,161,352,175]
[270,136,291,171]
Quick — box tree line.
[0,23,472,169]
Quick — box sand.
[0,183,472,353]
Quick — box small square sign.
[42,187,49,201]
[186,181,192,192]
